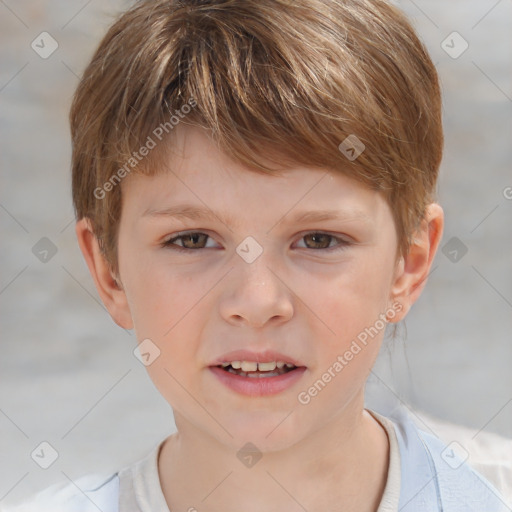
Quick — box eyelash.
[161,231,352,253]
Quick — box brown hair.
[70,0,443,278]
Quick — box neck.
[158,399,390,512]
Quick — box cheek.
[126,266,206,403]
[125,259,213,378]
[311,256,392,340]
[125,256,197,337]
[295,259,392,412]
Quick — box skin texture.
[76,124,443,511]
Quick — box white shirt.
[116,411,400,512]
[4,408,510,512]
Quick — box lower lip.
[209,366,307,397]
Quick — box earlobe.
[388,203,444,323]
[75,218,134,330]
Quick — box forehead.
[121,124,390,227]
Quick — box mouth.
[215,361,300,378]
[208,359,307,396]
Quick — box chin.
[217,410,307,453]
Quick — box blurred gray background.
[1,0,511,506]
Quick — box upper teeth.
[221,361,295,371]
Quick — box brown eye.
[296,232,351,252]
[179,233,208,249]
[303,233,332,249]
[163,232,213,250]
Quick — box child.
[6,0,510,510]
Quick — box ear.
[75,218,134,330]
[388,203,444,322]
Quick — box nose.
[218,251,294,328]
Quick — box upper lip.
[209,349,306,367]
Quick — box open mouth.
[209,359,307,396]
[216,361,299,378]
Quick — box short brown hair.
[70,0,443,278]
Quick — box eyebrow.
[142,204,371,227]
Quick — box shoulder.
[415,409,512,508]
[2,472,119,512]
[387,407,511,512]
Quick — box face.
[115,124,402,451]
